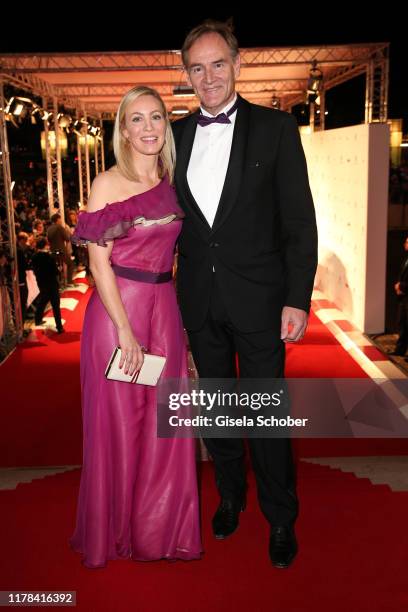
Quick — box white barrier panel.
[26,270,40,307]
[301,123,389,333]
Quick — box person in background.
[66,210,78,229]
[31,237,64,334]
[21,209,36,233]
[66,209,83,269]
[16,232,32,323]
[32,219,46,239]
[47,212,75,287]
[392,235,408,357]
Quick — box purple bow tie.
[196,98,239,127]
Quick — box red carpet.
[1,285,408,610]
[0,288,406,466]
[0,282,90,466]
[1,462,407,611]
[291,311,408,458]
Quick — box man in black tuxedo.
[172,20,318,568]
[32,237,64,334]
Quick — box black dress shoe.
[212,498,246,540]
[269,526,298,568]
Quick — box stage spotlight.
[31,105,53,124]
[173,85,195,97]
[171,106,190,115]
[307,60,323,104]
[307,61,323,93]
[87,124,101,137]
[271,95,281,110]
[57,113,73,130]
[5,96,34,120]
[73,118,88,136]
[4,112,19,128]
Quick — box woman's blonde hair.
[113,86,175,183]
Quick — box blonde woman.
[69,86,202,568]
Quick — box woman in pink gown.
[69,86,202,568]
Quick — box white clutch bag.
[105,346,166,386]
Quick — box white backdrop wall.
[301,123,390,333]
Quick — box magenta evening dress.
[69,176,202,568]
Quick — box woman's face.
[122,95,166,158]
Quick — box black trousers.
[187,274,298,527]
[64,252,74,285]
[35,284,63,331]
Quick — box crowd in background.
[0,177,87,355]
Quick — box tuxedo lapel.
[175,112,212,234]
[175,95,250,236]
[211,95,250,234]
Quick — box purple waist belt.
[111,264,172,283]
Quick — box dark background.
[1,10,406,130]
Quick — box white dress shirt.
[187,94,238,227]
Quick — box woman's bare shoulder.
[87,167,125,212]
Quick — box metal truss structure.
[44,96,65,222]
[0,81,22,353]
[0,43,389,119]
[0,42,389,354]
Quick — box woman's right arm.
[85,173,144,376]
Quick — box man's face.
[185,33,240,116]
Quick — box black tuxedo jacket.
[172,95,318,333]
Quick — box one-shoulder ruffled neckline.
[91,176,166,212]
[70,176,184,247]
